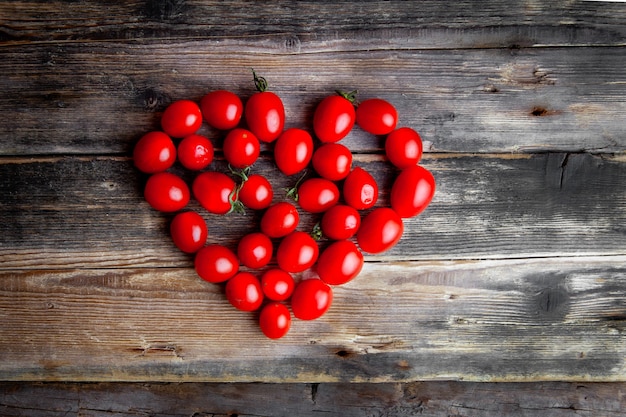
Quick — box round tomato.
[320,204,361,240]
[356,98,398,135]
[237,232,273,269]
[144,172,190,212]
[391,165,436,218]
[238,174,273,210]
[291,278,333,321]
[261,269,295,301]
[259,302,291,339]
[276,231,319,273]
[385,127,423,168]
[161,100,203,138]
[177,134,214,171]
[194,244,239,283]
[343,167,378,210]
[313,93,356,143]
[225,272,264,311]
[312,143,352,181]
[223,128,260,168]
[244,72,285,142]
[170,211,208,253]
[357,207,404,254]
[274,128,313,176]
[192,171,236,215]
[317,240,364,286]
[133,131,176,173]
[297,178,340,213]
[260,202,299,238]
[200,90,243,130]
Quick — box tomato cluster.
[133,72,435,339]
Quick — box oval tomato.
[317,240,364,286]
[161,100,203,138]
[312,143,352,181]
[133,131,176,173]
[177,134,214,171]
[244,72,285,142]
[313,94,356,143]
[274,128,313,176]
[357,207,404,254]
[385,127,423,168]
[223,128,260,168]
[291,278,333,321]
[297,178,340,213]
[194,244,239,283]
[343,167,378,210]
[276,231,319,273]
[391,165,436,218]
[192,171,235,215]
[259,302,291,339]
[200,90,243,130]
[261,269,295,301]
[356,98,398,135]
[225,272,264,311]
[238,174,273,210]
[170,211,208,253]
[237,232,273,269]
[260,202,299,238]
[144,172,190,212]
[320,204,361,240]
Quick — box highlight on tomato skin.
[194,244,239,284]
[355,98,398,135]
[259,302,292,339]
[133,131,176,174]
[391,165,436,218]
[225,272,264,312]
[170,211,208,254]
[317,240,364,286]
[161,99,203,138]
[291,278,333,321]
[385,127,423,168]
[356,207,404,254]
[144,172,190,213]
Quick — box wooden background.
[1,0,625,415]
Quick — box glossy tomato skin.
[133,131,176,173]
[297,178,340,213]
[223,128,260,168]
[194,244,239,283]
[357,207,404,254]
[391,165,436,218]
[225,272,264,311]
[312,143,352,181]
[237,232,273,269]
[144,172,190,212]
[170,211,208,253]
[177,134,214,171]
[161,100,203,138]
[276,231,319,273]
[192,171,235,215]
[343,167,379,210]
[356,98,398,135]
[200,90,243,130]
[291,278,333,320]
[238,174,273,210]
[385,127,423,168]
[320,204,361,240]
[274,128,313,176]
[317,240,364,286]
[313,95,356,143]
[260,202,299,238]
[261,268,295,301]
[259,302,291,339]
[245,91,285,143]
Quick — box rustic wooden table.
[1,1,625,415]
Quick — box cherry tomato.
[291,278,333,321]
[274,128,313,176]
[276,231,319,273]
[320,204,361,240]
[244,72,285,142]
[144,172,190,212]
[312,143,352,181]
[261,269,295,301]
[317,240,364,286]
[343,167,378,210]
[385,127,423,168]
[260,202,299,238]
[192,171,236,215]
[357,207,404,254]
[391,165,436,218]
[194,244,239,283]
[297,178,340,213]
[313,93,356,143]
[161,100,203,138]
[200,90,243,130]
[238,174,273,210]
[259,302,291,339]
[225,272,264,311]
[223,128,260,168]
[177,134,214,171]
[170,211,208,253]
[237,232,273,269]
[133,131,176,173]
[356,98,398,135]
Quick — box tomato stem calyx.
[311,222,324,241]
[284,170,308,202]
[336,89,358,104]
[252,69,268,93]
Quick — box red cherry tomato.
[391,165,436,218]
[274,128,313,176]
[244,72,285,142]
[297,178,340,213]
[343,167,379,210]
[144,172,190,212]
[260,202,299,238]
[133,131,176,173]
[357,208,404,254]
[177,134,214,171]
[276,231,319,273]
[291,278,333,321]
[317,240,364,286]
[320,204,361,240]
[225,272,264,311]
[194,244,239,283]
[356,98,398,135]
[312,143,353,181]
[385,127,423,168]
[238,174,273,210]
[200,90,243,130]
[192,171,235,215]
[313,94,356,143]
[259,302,291,339]
[223,128,260,168]
[161,100,203,138]
[237,232,273,269]
[170,211,208,253]
[261,269,295,301]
